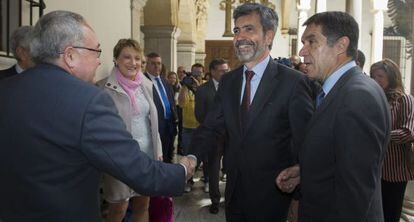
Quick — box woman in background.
[98,39,162,222]
[370,58,414,222]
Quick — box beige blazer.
[97,68,162,159]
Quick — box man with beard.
[189,3,314,221]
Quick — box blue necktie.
[316,90,325,108]
[155,77,172,119]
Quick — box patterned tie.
[241,70,255,128]
[316,89,325,108]
[155,77,172,119]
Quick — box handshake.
[178,155,197,180]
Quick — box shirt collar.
[212,79,219,90]
[322,60,357,95]
[15,63,24,73]
[243,55,270,79]
[147,72,160,80]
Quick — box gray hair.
[233,3,279,33]
[30,10,86,64]
[10,25,34,60]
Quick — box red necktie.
[241,70,255,128]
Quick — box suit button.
[114,86,117,89]
[106,83,111,86]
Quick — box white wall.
[44,0,132,81]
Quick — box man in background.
[195,58,229,214]
[0,26,34,80]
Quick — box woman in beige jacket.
[98,39,162,222]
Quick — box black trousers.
[381,179,408,222]
[160,120,175,163]
[208,137,224,205]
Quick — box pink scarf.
[115,67,143,115]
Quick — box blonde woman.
[98,39,162,222]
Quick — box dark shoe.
[209,203,219,214]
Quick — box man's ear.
[62,48,76,69]
[265,30,275,47]
[336,36,350,56]
[14,46,25,61]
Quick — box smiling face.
[371,68,390,90]
[299,24,340,81]
[233,12,274,67]
[115,46,141,80]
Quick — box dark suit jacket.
[299,66,390,222]
[0,65,18,80]
[144,73,177,134]
[0,64,185,222]
[191,59,314,221]
[195,80,216,124]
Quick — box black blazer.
[0,65,18,80]
[298,67,391,222]
[144,73,177,130]
[195,80,216,124]
[191,59,314,221]
[0,64,185,222]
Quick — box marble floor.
[173,172,226,222]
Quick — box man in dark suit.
[195,58,229,214]
[189,3,314,221]
[277,12,390,222]
[144,52,177,163]
[0,26,34,80]
[0,11,195,222]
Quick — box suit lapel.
[245,60,280,131]
[229,67,244,134]
[306,67,360,130]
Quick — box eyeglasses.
[73,46,102,58]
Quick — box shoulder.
[198,80,213,91]
[141,75,153,91]
[0,65,17,79]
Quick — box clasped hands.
[178,155,197,180]
[275,164,300,193]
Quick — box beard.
[234,39,266,63]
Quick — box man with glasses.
[0,10,195,222]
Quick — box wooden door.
[205,40,241,71]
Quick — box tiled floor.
[173,174,226,222]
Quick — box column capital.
[296,0,311,11]
[141,26,181,39]
[131,0,147,9]
[371,0,388,12]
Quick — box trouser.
[208,137,224,204]
[381,179,408,222]
[160,120,175,163]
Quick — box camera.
[181,71,202,92]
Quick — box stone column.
[131,0,147,43]
[346,0,362,48]
[402,181,414,221]
[370,0,388,63]
[177,41,196,71]
[316,0,327,13]
[141,26,181,73]
[195,52,206,66]
[296,0,311,55]
[281,0,292,35]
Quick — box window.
[0,0,45,58]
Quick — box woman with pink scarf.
[97,39,162,222]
